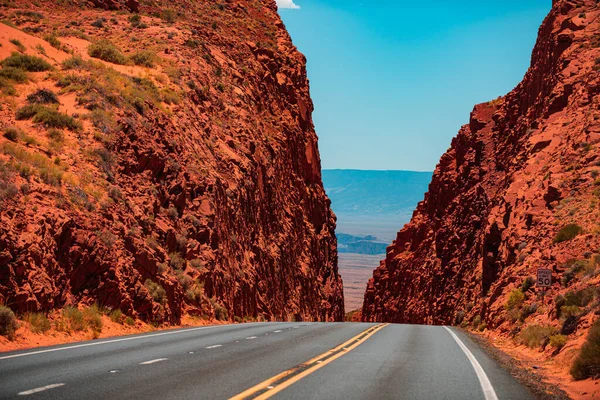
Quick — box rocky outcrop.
[0,0,343,323]
[363,0,600,330]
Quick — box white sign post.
[537,268,552,303]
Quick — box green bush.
[145,279,167,304]
[88,41,128,65]
[61,56,85,70]
[9,38,25,52]
[554,224,583,243]
[1,52,52,72]
[521,276,535,292]
[83,305,103,334]
[0,66,28,82]
[16,105,81,131]
[26,88,59,104]
[161,9,177,23]
[564,287,595,307]
[59,306,86,332]
[130,50,156,67]
[109,309,123,323]
[25,312,51,333]
[560,305,582,319]
[210,298,228,321]
[519,324,558,348]
[3,127,20,141]
[570,320,600,380]
[505,289,525,310]
[0,306,17,339]
[124,316,135,326]
[549,334,568,349]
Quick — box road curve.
[0,322,532,400]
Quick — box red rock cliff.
[0,0,344,323]
[362,0,600,331]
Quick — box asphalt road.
[0,322,533,400]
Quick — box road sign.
[537,269,552,288]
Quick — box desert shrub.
[26,88,59,104]
[505,289,525,311]
[549,334,568,349]
[519,303,537,322]
[59,306,86,332]
[130,50,156,67]
[160,88,181,105]
[83,305,103,334]
[3,127,20,141]
[167,206,178,220]
[0,66,28,82]
[124,316,135,326]
[109,309,123,323]
[43,34,62,49]
[16,105,81,131]
[185,283,204,303]
[210,298,228,321]
[25,312,51,333]
[554,224,583,243]
[61,56,86,70]
[478,322,487,332]
[88,40,128,65]
[145,279,167,304]
[161,9,177,23]
[47,128,64,143]
[91,18,105,28]
[521,276,535,292]
[471,315,481,329]
[519,324,558,348]
[169,252,185,270]
[9,38,26,52]
[570,320,600,380]
[1,52,51,72]
[565,288,595,307]
[561,305,582,319]
[0,306,17,339]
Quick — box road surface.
[0,322,532,399]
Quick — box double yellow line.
[230,323,389,400]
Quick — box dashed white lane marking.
[188,351,195,354]
[18,383,65,396]
[444,327,499,400]
[206,345,222,349]
[235,340,240,343]
[246,336,257,340]
[109,370,119,373]
[292,326,299,329]
[267,386,274,389]
[0,325,220,360]
[139,358,168,365]
[273,330,282,333]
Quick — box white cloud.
[276,0,301,9]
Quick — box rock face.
[362,0,600,329]
[0,0,343,323]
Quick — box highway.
[0,322,532,399]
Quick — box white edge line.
[18,383,65,396]
[444,326,499,400]
[139,358,168,365]
[206,344,222,349]
[0,325,220,361]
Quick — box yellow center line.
[229,323,389,400]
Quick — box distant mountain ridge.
[322,169,432,216]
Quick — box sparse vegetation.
[549,334,568,349]
[26,88,59,104]
[1,52,51,72]
[130,50,157,67]
[16,105,81,131]
[25,312,51,333]
[161,9,177,23]
[210,298,228,321]
[145,279,167,304]
[518,324,558,349]
[9,38,25,52]
[109,309,123,323]
[570,320,600,380]
[505,289,525,311]
[0,66,28,83]
[554,224,583,243]
[0,306,17,339]
[88,40,128,65]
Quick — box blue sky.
[276,0,551,171]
